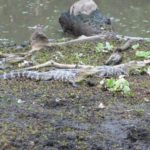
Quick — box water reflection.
[0,0,149,43]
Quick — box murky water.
[0,0,149,43]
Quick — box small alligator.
[0,66,126,85]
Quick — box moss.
[133,109,145,117]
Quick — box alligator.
[0,66,126,86]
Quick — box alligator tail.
[0,69,80,82]
[0,71,48,80]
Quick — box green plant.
[135,51,150,59]
[100,76,131,96]
[95,43,104,53]
[105,42,114,51]
[132,43,140,50]
[95,42,113,53]
[134,109,145,117]
[146,67,150,75]
[74,52,84,64]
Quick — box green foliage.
[135,51,150,59]
[105,78,116,89]
[147,67,150,75]
[134,109,145,117]
[57,37,69,42]
[101,76,131,96]
[95,42,113,53]
[132,43,140,50]
[74,52,84,64]
[105,42,114,51]
[95,43,104,53]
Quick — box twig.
[0,53,17,58]
[116,34,150,42]
[1,56,25,64]
[21,60,94,70]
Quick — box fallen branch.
[21,34,109,58]
[20,60,94,70]
[22,33,150,58]
[116,34,150,42]
[1,55,25,64]
[1,32,149,65]
[0,53,17,58]
[21,59,150,77]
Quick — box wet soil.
[0,40,150,150]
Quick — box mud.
[0,40,150,150]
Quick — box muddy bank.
[0,40,150,149]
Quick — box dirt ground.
[0,40,150,150]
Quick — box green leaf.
[106,78,115,88]
[123,86,131,94]
[104,77,131,96]
[95,43,104,53]
[105,42,114,51]
[132,43,140,50]
[95,42,114,53]
[136,51,150,59]
[146,67,150,75]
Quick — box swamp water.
[0,0,149,43]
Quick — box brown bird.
[105,52,122,65]
[30,25,49,50]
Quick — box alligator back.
[0,69,81,82]
[0,66,127,83]
[96,66,127,77]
